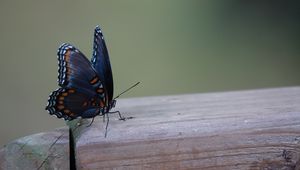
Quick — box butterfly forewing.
[91,26,114,103]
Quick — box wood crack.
[37,132,65,170]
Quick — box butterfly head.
[106,99,116,112]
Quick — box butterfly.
[46,26,134,128]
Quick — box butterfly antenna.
[113,82,140,100]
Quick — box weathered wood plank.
[73,87,300,169]
[0,128,69,170]
[1,87,300,169]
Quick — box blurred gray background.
[0,0,299,146]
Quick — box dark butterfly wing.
[58,43,97,93]
[47,88,93,120]
[46,43,106,120]
[91,26,114,103]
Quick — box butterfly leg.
[86,117,95,127]
[108,111,125,121]
[117,111,126,121]
[104,113,109,138]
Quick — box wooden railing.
[1,87,300,169]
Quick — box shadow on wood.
[1,87,300,169]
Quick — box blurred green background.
[0,0,299,146]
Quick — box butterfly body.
[46,26,115,121]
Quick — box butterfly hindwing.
[46,87,106,120]
[46,88,87,120]
[91,26,114,103]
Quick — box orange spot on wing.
[99,100,105,107]
[68,89,75,93]
[66,68,72,74]
[65,51,71,61]
[59,96,64,101]
[82,101,88,107]
[96,88,104,93]
[90,77,99,85]
[61,92,68,96]
[57,105,64,110]
[69,112,75,116]
[58,101,63,104]
[64,109,71,114]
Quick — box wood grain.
[0,128,69,170]
[72,87,300,169]
[1,87,300,169]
